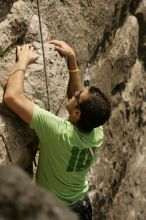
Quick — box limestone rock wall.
[0,0,146,220]
[0,166,78,220]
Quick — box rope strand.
[36,0,50,110]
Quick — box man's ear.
[75,109,81,118]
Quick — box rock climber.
[4,40,111,220]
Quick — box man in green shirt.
[4,41,111,220]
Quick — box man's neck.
[68,118,89,133]
[68,116,76,125]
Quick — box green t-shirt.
[30,105,104,205]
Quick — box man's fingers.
[18,44,26,51]
[17,44,36,52]
[17,46,21,53]
[30,46,34,52]
[35,53,39,60]
[24,44,29,50]
[54,46,65,54]
[49,40,64,47]
[16,43,39,65]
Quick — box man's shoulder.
[33,104,64,121]
[94,126,104,136]
[30,104,67,131]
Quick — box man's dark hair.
[77,86,111,132]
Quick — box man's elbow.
[4,92,21,109]
[4,93,15,107]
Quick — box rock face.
[0,0,146,220]
[0,166,78,220]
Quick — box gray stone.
[89,58,146,219]
[0,0,15,23]
[38,0,132,65]
[135,0,146,64]
[0,0,33,55]
[0,165,78,220]
[25,15,50,43]
[83,15,139,96]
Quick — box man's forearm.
[4,61,27,100]
[67,55,83,99]
[48,40,83,98]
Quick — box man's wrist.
[69,68,79,73]
[17,60,28,70]
[12,69,26,75]
[68,54,78,73]
[68,54,76,60]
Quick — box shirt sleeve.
[29,104,63,142]
[94,126,104,156]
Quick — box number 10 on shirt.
[67,146,93,172]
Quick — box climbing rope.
[36,0,50,110]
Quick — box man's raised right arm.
[49,40,83,99]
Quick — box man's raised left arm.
[4,44,39,124]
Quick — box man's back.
[30,105,104,205]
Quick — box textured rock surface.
[0,0,146,220]
[0,166,78,220]
[0,0,32,55]
[36,0,132,66]
[84,15,139,95]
